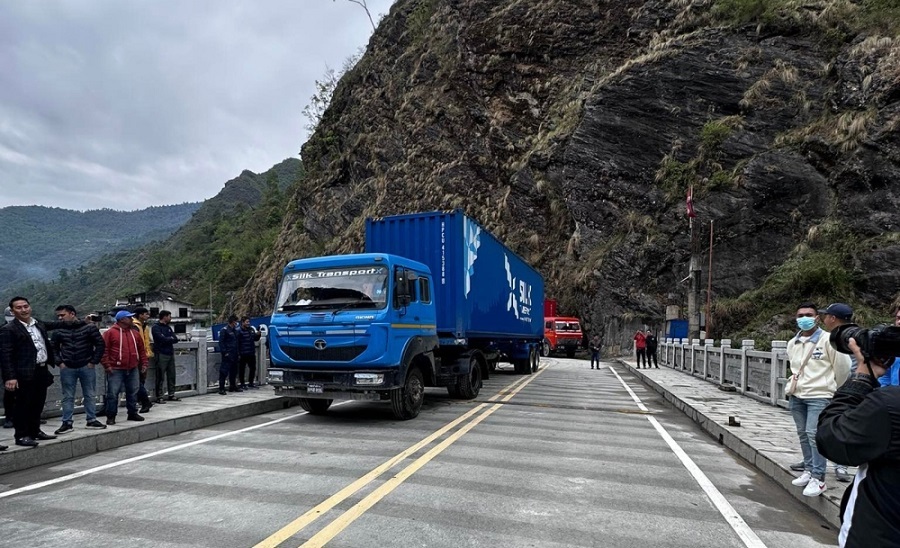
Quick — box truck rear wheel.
[456,356,482,399]
[298,398,332,415]
[531,346,540,373]
[392,367,424,420]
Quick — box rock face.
[238,0,900,348]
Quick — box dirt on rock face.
[238,0,900,347]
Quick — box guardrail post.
[739,339,753,393]
[258,331,269,385]
[719,339,731,384]
[703,339,713,379]
[770,340,788,406]
[680,339,688,371]
[690,338,701,375]
[194,329,208,395]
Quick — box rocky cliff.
[238,0,900,347]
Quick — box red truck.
[542,299,583,358]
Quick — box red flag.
[686,186,697,218]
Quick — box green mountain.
[13,158,304,319]
[0,203,201,298]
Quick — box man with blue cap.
[101,310,148,424]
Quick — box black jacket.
[646,335,658,351]
[219,325,239,361]
[52,323,104,368]
[151,322,179,356]
[0,319,82,382]
[816,377,900,548]
[237,326,260,356]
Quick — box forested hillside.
[0,203,200,299]
[13,158,303,319]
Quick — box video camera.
[830,323,900,360]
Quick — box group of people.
[782,301,900,546]
[0,297,210,449]
[633,329,658,368]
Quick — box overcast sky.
[0,0,395,211]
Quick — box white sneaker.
[802,477,827,497]
[791,471,812,486]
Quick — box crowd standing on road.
[0,297,84,448]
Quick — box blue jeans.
[590,351,600,367]
[60,366,98,423]
[790,397,830,480]
[105,368,139,418]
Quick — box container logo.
[464,218,481,297]
[505,254,533,323]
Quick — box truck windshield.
[555,321,581,332]
[276,266,389,312]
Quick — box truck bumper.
[270,368,401,400]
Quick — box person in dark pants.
[237,317,260,389]
[101,311,147,424]
[645,330,659,368]
[51,304,106,434]
[634,330,647,368]
[152,310,181,403]
[219,316,240,395]
[589,335,601,369]
[131,307,154,414]
[0,296,83,447]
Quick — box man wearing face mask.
[786,302,852,497]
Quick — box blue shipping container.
[366,210,544,341]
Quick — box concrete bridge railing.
[659,338,791,409]
[0,331,271,419]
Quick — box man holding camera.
[786,302,852,497]
[817,336,900,547]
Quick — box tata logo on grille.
[314,339,327,351]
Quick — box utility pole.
[686,186,701,340]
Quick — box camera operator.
[816,337,900,548]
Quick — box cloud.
[0,0,395,211]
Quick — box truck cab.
[267,253,438,419]
[543,316,583,358]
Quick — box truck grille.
[282,345,366,362]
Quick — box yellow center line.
[299,367,547,548]
[254,371,539,548]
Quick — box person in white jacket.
[786,302,852,497]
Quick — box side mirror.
[395,269,412,307]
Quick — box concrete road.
[0,358,838,547]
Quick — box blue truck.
[266,210,545,419]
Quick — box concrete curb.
[617,360,842,528]
[0,394,292,475]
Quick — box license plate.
[307,383,324,394]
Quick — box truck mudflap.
[270,368,402,400]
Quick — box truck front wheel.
[541,339,551,357]
[298,398,332,415]
[392,368,424,420]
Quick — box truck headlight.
[269,370,284,382]
[354,373,384,385]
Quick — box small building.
[113,291,206,338]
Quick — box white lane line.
[608,366,768,548]
[0,405,323,499]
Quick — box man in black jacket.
[51,304,106,434]
[218,316,241,395]
[237,317,261,389]
[816,337,900,547]
[0,296,83,447]
[152,310,181,403]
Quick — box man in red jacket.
[634,330,647,369]
[101,310,148,425]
